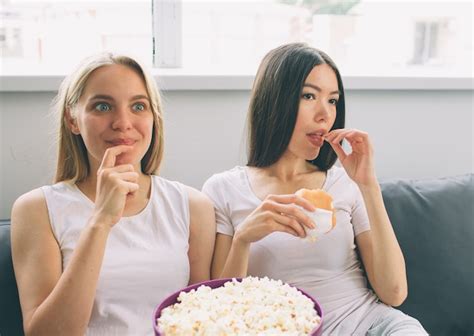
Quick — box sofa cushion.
[0,219,24,336]
[380,174,474,336]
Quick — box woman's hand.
[325,129,378,187]
[234,194,316,244]
[92,145,139,227]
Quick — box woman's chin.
[306,149,321,161]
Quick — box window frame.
[0,72,472,92]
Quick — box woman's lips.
[107,139,136,146]
[307,134,324,147]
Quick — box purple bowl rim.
[153,277,324,335]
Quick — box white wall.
[1,89,473,219]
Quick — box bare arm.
[326,129,407,306]
[186,187,216,284]
[12,146,139,335]
[212,233,250,279]
[356,183,407,306]
[12,189,111,336]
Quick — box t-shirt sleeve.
[201,175,234,236]
[351,182,371,236]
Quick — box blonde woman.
[11,53,215,335]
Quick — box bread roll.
[296,188,336,229]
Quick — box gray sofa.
[1,174,472,335]
[379,173,473,335]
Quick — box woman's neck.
[259,152,319,183]
[246,154,326,200]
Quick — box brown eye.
[302,93,315,100]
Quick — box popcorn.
[157,277,321,335]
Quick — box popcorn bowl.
[153,277,324,336]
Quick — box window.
[0,0,153,73]
[152,0,472,77]
[0,0,472,89]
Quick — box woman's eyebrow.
[88,94,150,101]
[303,83,340,95]
[89,94,114,101]
[131,95,150,101]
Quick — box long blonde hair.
[53,53,164,183]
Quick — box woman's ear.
[65,108,80,135]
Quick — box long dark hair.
[247,43,345,171]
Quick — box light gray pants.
[366,308,428,336]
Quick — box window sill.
[0,73,472,92]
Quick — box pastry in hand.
[295,188,336,241]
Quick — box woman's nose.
[314,102,331,122]
[111,107,132,131]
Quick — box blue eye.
[94,103,111,112]
[132,103,146,112]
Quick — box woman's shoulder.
[12,180,82,219]
[325,165,359,193]
[325,166,365,205]
[183,185,214,220]
[11,187,50,229]
[13,187,45,210]
[202,166,245,190]
[150,175,187,193]
[151,175,208,203]
[327,165,352,184]
[151,175,214,216]
[13,181,71,209]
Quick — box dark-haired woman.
[202,43,426,335]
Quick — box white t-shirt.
[202,165,393,335]
[42,175,190,335]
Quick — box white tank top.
[42,175,190,335]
